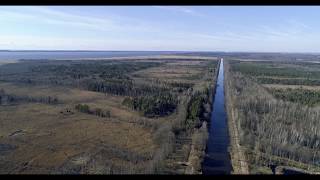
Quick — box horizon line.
[1,49,320,54]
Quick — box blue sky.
[0,6,320,52]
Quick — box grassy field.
[0,57,218,174]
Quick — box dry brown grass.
[0,81,157,173]
[0,60,18,66]
[132,63,203,83]
[262,84,320,91]
[0,83,123,104]
[0,103,155,173]
[0,58,215,174]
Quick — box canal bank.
[202,59,232,174]
[224,59,249,174]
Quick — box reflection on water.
[202,59,232,175]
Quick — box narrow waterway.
[202,59,232,174]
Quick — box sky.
[0,6,320,52]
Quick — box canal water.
[202,59,232,174]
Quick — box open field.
[0,57,218,174]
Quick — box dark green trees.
[186,93,205,129]
[185,86,212,131]
[75,104,111,118]
[0,89,58,105]
[269,88,320,106]
[122,93,178,118]
[75,104,90,113]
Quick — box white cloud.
[0,7,320,52]
[0,7,162,34]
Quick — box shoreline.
[224,59,250,174]
[0,60,18,66]
[185,59,221,174]
[0,55,218,62]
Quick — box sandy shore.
[0,60,18,66]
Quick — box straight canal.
[202,58,232,174]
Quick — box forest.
[231,60,320,79]
[268,88,320,106]
[257,77,320,86]
[225,59,320,174]
[0,88,58,105]
[122,93,177,118]
[0,56,218,174]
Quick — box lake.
[0,51,180,62]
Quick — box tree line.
[0,88,58,105]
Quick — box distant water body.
[0,51,182,62]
